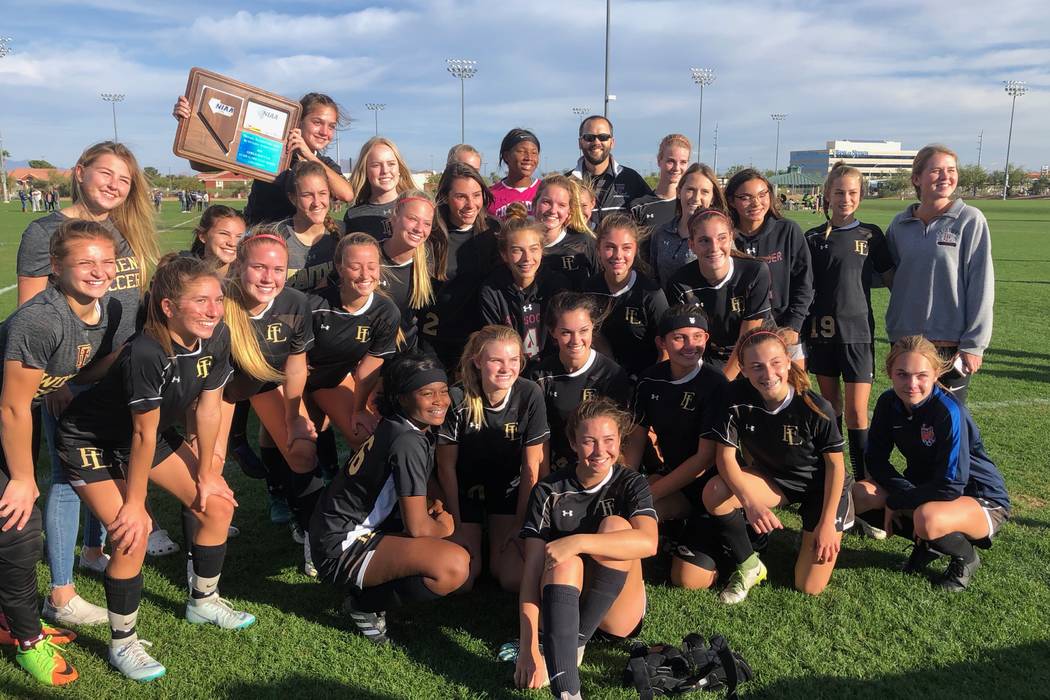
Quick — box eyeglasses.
[733,190,770,204]
[580,133,612,143]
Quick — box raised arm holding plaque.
[173,68,301,183]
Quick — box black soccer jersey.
[224,287,314,402]
[244,153,342,226]
[526,349,633,466]
[378,244,422,351]
[421,223,499,349]
[583,271,669,377]
[632,361,728,473]
[733,217,813,332]
[307,289,400,391]
[438,378,550,500]
[630,195,677,233]
[520,465,656,541]
[479,265,571,360]
[277,219,342,294]
[714,380,844,492]
[664,257,772,364]
[310,413,435,559]
[543,230,598,291]
[58,324,233,446]
[343,201,395,240]
[803,220,893,344]
[0,286,113,403]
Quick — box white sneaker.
[108,638,166,682]
[854,518,888,540]
[186,595,256,630]
[147,529,180,557]
[42,594,108,626]
[718,554,768,605]
[303,537,318,578]
[79,552,111,574]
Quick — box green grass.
[1,198,1049,699]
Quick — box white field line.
[0,283,16,294]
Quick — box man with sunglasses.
[567,116,653,227]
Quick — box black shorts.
[976,498,1010,540]
[458,476,519,524]
[314,530,385,592]
[59,429,185,487]
[773,476,854,533]
[305,365,352,392]
[807,342,875,383]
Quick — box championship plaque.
[173,68,302,182]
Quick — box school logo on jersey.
[265,323,286,343]
[730,297,744,313]
[355,325,371,343]
[75,344,92,369]
[782,425,802,446]
[504,422,519,440]
[936,229,959,247]
[196,356,213,378]
[680,391,696,411]
[561,256,578,271]
[581,388,596,402]
[467,484,485,500]
[79,447,107,470]
[625,307,643,326]
[920,423,936,447]
[854,240,869,256]
[598,498,616,516]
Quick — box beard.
[583,148,609,167]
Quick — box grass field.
[0,198,1048,699]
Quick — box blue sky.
[1,0,1047,177]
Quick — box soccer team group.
[0,89,1008,698]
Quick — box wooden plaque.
[173,67,302,183]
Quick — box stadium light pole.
[690,68,715,162]
[365,103,386,136]
[770,113,786,173]
[100,93,125,142]
[0,36,11,203]
[572,106,590,123]
[1002,80,1028,200]
[603,0,611,117]
[712,122,719,175]
[446,59,477,143]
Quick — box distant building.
[790,140,917,183]
[196,170,253,190]
[10,167,72,188]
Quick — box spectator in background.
[31,188,43,212]
[18,187,28,212]
[153,189,163,212]
[567,115,653,227]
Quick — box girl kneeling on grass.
[437,325,550,592]
[702,326,852,604]
[852,336,1010,592]
[515,398,658,699]
[57,255,252,682]
[309,352,469,643]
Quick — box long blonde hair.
[389,189,437,309]
[350,137,416,206]
[223,228,287,383]
[535,174,593,236]
[457,325,525,429]
[71,141,158,287]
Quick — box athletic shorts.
[772,476,855,534]
[976,497,1010,542]
[59,429,185,487]
[314,530,385,592]
[458,477,518,524]
[787,342,807,362]
[305,365,352,392]
[807,342,875,383]
[669,471,767,573]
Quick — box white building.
[790,140,917,183]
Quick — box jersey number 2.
[422,312,439,337]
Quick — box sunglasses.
[580,133,612,143]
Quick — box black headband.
[400,368,449,394]
[504,131,539,152]
[658,312,708,336]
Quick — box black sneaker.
[901,540,940,574]
[341,596,389,644]
[936,551,981,592]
